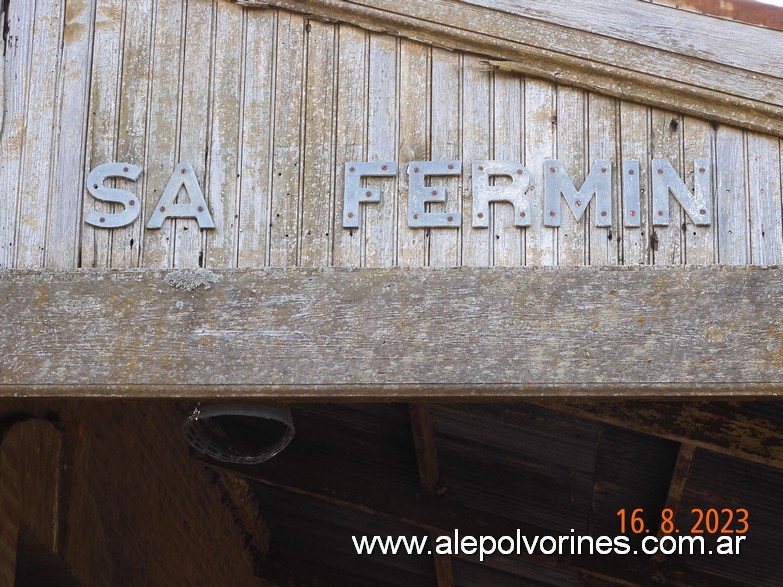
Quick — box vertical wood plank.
[299,20,337,268]
[16,0,64,268]
[650,110,683,265]
[396,40,429,268]
[682,117,715,265]
[46,0,95,269]
[748,134,783,265]
[555,86,587,266]
[523,79,556,266]
[428,48,460,267]
[174,0,214,268]
[715,127,749,264]
[619,103,651,265]
[331,25,367,268]
[141,0,184,268]
[268,11,305,267]
[587,93,620,266]
[364,33,397,268]
[0,2,36,268]
[237,8,276,268]
[111,0,153,269]
[81,0,122,268]
[491,70,524,267]
[205,1,243,268]
[460,56,492,267]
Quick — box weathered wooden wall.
[1,0,782,271]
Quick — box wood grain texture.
[205,0,244,269]
[428,48,460,268]
[364,33,398,268]
[0,2,36,268]
[111,0,152,269]
[46,0,94,270]
[491,70,524,267]
[524,79,556,266]
[650,110,683,265]
[683,117,715,265]
[139,0,184,268]
[16,0,64,269]
[748,134,783,265]
[331,24,367,268]
[237,8,275,268]
[268,11,305,267]
[619,102,651,266]
[3,2,783,272]
[3,266,783,398]
[396,40,428,268]
[82,0,122,269]
[174,0,213,269]
[299,20,336,268]
[234,0,783,138]
[556,85,587,266]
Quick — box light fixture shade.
[183,404,295,464]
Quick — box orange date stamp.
[616,507,749,535]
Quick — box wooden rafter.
[534,400,783,470]
[653,443,697,561]
[409,404,441,497]
[409,403,452,586]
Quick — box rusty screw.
[699,208,706,215]
[160,206,166,212]
[413,167,420,173]
[629,169,635,176]
[630,210,637,217]
[366,191,372,198]
[347,212,354,219]
[129,200,135,206]
[699,167,706,174]
[601,210,607,217]
[478,166,484,171]
[549,211,556,217]
[477,212,484,219]
[520,211,526,218]
[349,166,356,173]
[657,168,664,175]
[381,164,388,171]
[123,166,129,173]
[99,217,106,223]
[657,210,664,216]
[447,164,454,170]
[575,200,581,207]
[181,168,187,174]
[413,213,419,220]
[549,166,556,173]
[447,216,454,222]
[431,190,438,196]
[517,169,524,175]
[601,167,607,174]
[198,206,204,212]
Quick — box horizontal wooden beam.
[2,266,783,398]
[234,0,783,137]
